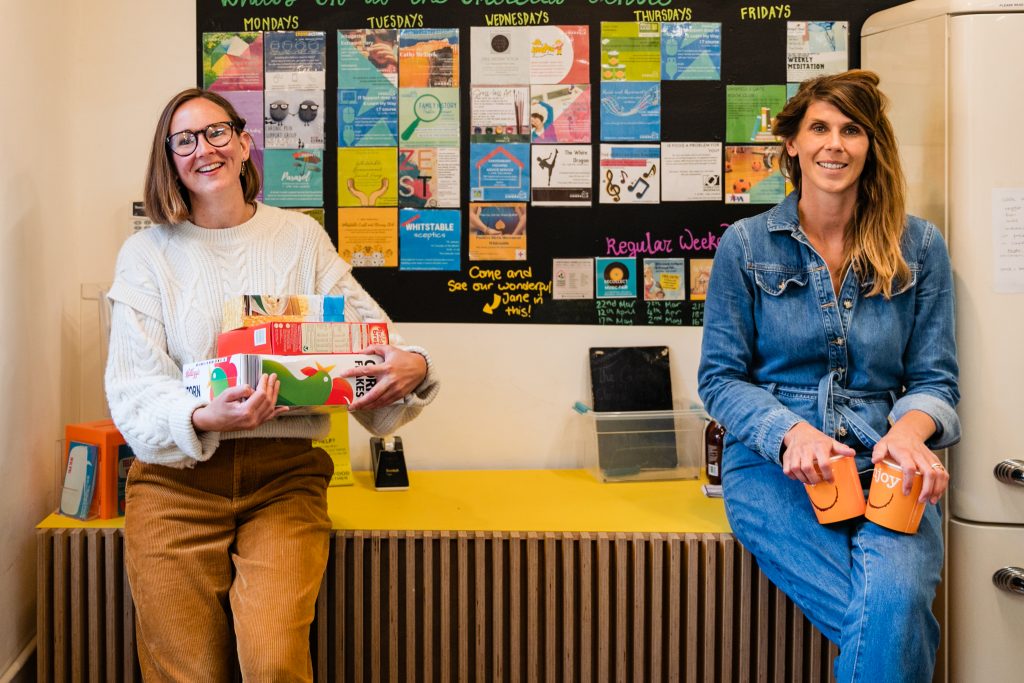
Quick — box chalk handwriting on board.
[633,9,692,22]
[484,11,550,26]
[690,301,705,326]
[596,299,636,325]
[645,300,684,326]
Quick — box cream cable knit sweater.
[104,203,439,468]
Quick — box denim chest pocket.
[752,267,809,296]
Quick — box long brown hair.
[143,89,261,225]
[774,70,909,298]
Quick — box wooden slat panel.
[473,532,488,683]
[525,533,541,683]
[577,533,593,683]
[491,532,505,683]
[370,532,382,683]
[614,536,628,683]
[352,531,365,683]
[421,530,435,683]
[684,534,699,683]
[86,530,103,683]
[544,533,558,683]
[438,531,452,683]
[561,535,576,683]
[632,534,646,683]
[456,531,469,683]
[595,534,610,683]
[648,535,663,683]
[666,535,681,683]
[718,537,735,683]
[70,531,88,682]
[37,528,854,683]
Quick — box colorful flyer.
[552,258,595,300]
[203,32,263,91]
[338,29,398,88]
[599,145,660,204]
[469,143,530,202]
[661,22,721,81]
[468,203,527,261]
[338,208,398,267]
[221,91,264,201]
[724,145,786,205]
[600,82,660,142]
[264,90,326,149]
[398,147,460,209]
[337,86,398,147]
[595,257,637,298]
[726,85,787,143]
[263,149,324,207]
[529,25,590,85]
[337,147,398,208]
[787,21,849,82]
[661,142,722,202]
[531,145,593,207]
[398,88,460,148]
[470,26,531,85]
[470,86,531,143]
[599,22,661,82]
[399,28,460,88]
[643,259,687,301]
[530,84,590,144]
[399,208,461,271]
[264,31,327,90]
[689,258,714,300]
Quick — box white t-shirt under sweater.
[104,203,439,468]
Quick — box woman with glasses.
[105,88,439,681]
[698,71,958,682]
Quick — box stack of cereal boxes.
[183,294,391,412]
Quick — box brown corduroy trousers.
[124,438,333,682]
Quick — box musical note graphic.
[605,169,621,202]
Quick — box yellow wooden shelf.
[38,469,730,534]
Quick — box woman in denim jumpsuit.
[698,71,959,683]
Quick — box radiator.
[38,529,838,682]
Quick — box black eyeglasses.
[166,121,239,157]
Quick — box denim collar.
[766,191,802,235]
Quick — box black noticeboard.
[195,0,903,326]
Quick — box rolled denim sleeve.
[698,224,804,464]
[890,223,960,449]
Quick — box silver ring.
[930,462,945,471]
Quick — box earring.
[240,160,246,177]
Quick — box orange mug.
[865,458,926,534]
[804,455,866,524]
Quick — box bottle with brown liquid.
[705,420,725,485]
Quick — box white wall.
[1,0,703,674]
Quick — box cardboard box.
[217,321,390,356]
[222,294,345,332]
[64,420,135,519]
[183,353,385,411]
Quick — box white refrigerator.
[863,1,1024,681]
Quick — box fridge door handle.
[993,567,1024,596]
[993,460,1024,486]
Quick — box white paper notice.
[552,258,594,299]
[661,142,722,201]
[993,188,1024,292]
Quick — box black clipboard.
[589,346,677,474]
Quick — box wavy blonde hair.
[774,70,909,299]
[143,89,261,225]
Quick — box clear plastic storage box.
[574,403,708,483]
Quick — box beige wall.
[0,0,703,674]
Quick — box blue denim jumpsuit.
[698,192,960,683]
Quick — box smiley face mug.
[865,458,926,534]
[804,455,866,524]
